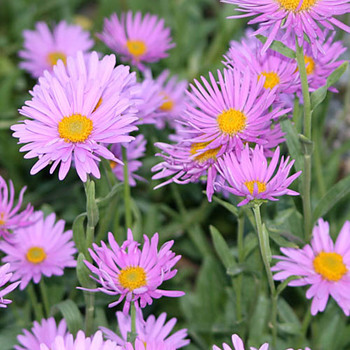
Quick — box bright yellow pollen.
[313,252,347,282]
[259,71,280,89]
[26,247,47,264]
[278,0,317,11]
[58,114,93,143]
[244,180,267,194]
[304,55,316,75]
[190,142,220,163]
[110,160,117,169]
[118,266,147,291]
[126,40,147,58]
[0,213,5,226]
[47,51,67,67]
[159,93,174,112]
[217,109,247,135]
[93,98,103,112]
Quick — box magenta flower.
[223,0,350,55]
[216,145,301,206]
[0,263,20,308]
[272,218,350,316]
[124,339,175,350]
[15,317,69,350]
[110,134,147,187]
[19,21,93,78]
[0,176,33,239]
[0,211,76,290]
[213,334,269,350]
[84,229,184,313]
[12,51,138,182]
[98,11,175,71]
[101,311,189,349]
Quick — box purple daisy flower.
[272,218,350,316]
[0,176,33,239]
[84,229,184,313]
[97,11,175,71]
[19,21,94,78]
[40,330,119,350]
[223,0,350,55]
[216,145,301,206]
[101,311,190,349]
[124,338,175,350]
[0,263,20,308]
[213,334,269,350]
[110,134,147,187]
[0,211,76,290]
[12,51,138,182]
[15,317,69,350]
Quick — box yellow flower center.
[190,142,220,163]
[58,114,93,143]
[26,247,47,264]
[93,98,103,113]
[118,266,147,291]
[258,71,280,89]
[278,0,317,11]
[244,180,267,194]
[313,252,347,282]
[0,212,6,226]
[126,40,147,58]
[47,51,67,67]
[217,109,247,135]
[304,55,315,75]
[110,160,117,169]
[159,93,174,112]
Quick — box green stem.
[235,211,245,322]
[122,147,132,230]
[292,95,301,133]
[84,292,95,336]
[252,204,277,347]
[27,283,43,321]
[131,303,136,334]
[39,278,50,318]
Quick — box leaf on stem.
[256,35,296,59]
[52,300,83,336]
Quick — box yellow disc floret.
[259,71,280,89]
[304,55,316,75]
[47,51,67,67]
[244,180,267,194]
[118,266,147,291]
[93,98,103,113]
[217,109,247,135]
[0,212,5,226]
[313,252,347,282]
[160,93,174,111]
[26,247,47,264]
[190,142,220,163]
[278,0,317,11]
[126,40,147,58]
[58,114,93,143]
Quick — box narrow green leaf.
[53,300,83,336]
[72,213,87,254]
[275,275,302,296]
[96,182,123,208]
[76,253,95,288]
[278,322,301,335]
[211,195,238,217]
[249,294,270,343]
[256,35,296,58]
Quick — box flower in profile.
[216,145,301,206]
[213,334,269,350]
[0,263,20,308]
[84,229,184,313]
[40,330,119,350]
[0,176,33,239]
[12,51,138,182]
[0,211,76,290]
[223,0,350,55]
[15,317,69,350]
[110,135,147,187]
[101,311,190,349]
[272,218,350,316]
[98,11,175,70]
[19,21,93,78]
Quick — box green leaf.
[84,179,99,227]
[256,35,296,59]
[76,253,95,288]
[210,225,237,270]
[275,275,302,296]
[313,174,350,222]
[249,294,270,344]
[53,300,83,336]
[211,195,238,217]
[96,182,123,208]
[277,298,301,325]
[278,322,301,335]
[72,213,87,254]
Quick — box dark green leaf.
[211,195,238,217]
[256,35,296,58]
[72,213,87,254]
[96,182,123,208]
[53,300,83,336]
[76,253,95,288]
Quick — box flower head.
[0,176,33,239]
[0,211,76,290]
[84,229,184,313]
[216,145,301,206]
[124,338,175,350]
[213,334,269,350]
[15,317,69,350]
[98,12,175,71]
[19,21,93,78]
[12,51,138,182]
[0,263,20,308]
[272,218,350,315]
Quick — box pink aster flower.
[0,210,76,290]
[19,21,94,78]
[0,176,33,239]
[84,229,184,313]
[40,330,119,350]
[0,263,20,308]
[272,218,350,315]
[15,317,69,350]
[223,0,350,55]
[101,311,190,349]
[110,134,147,187]
[12,51,138,182]
[213,334,269,350]
[216,145,301,206]
[98,11,175,71]
[124,338,175,350]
